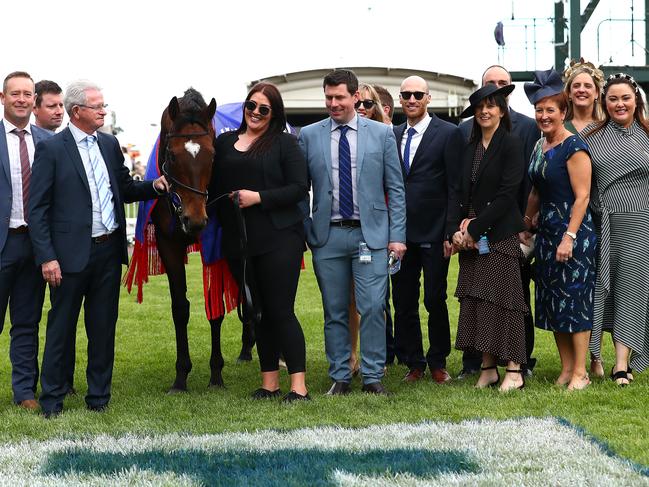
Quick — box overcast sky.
[3,0,644,153]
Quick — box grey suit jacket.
[0,120,52,261]
[298,115,406,249]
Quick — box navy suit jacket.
[393,114,462,243]
[28,127,159,273]
[459,107,539,211]
[0,120,52,265]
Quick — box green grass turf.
[0,253,647,467]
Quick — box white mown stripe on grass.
[0,417,646,486]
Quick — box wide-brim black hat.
[460,83,515,118]
[524,68,564,105]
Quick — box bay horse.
[152,88,254,392]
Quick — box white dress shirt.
[400,114,432,166]
[3,119,35,228]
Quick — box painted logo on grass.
[0,418,647,485]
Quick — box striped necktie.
[338,125,353,219]
[11,129,30,222]
[86,135,115,230]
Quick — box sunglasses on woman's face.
[400,91,427,100]
[355,99,376,109]
[244,100,271,117]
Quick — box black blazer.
[211,131,308,255]
[448,125,525,243]
[393,114,463,243]
[29,127,159,272]
[459,107,539,211]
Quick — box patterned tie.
[338,125,353,219]
[12,129,31,222]
[86,135,115,230]
[403,126,417,175]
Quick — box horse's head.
[160,88,217,236]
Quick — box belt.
[92,232,115,244]
[8,226,28,234]
[330,219,361,228]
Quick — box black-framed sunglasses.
[400,91,427,100]
[244,100,271,117]
[355,99,376,109]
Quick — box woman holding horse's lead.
[210,82,310,402]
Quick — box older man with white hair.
[29,80,168,417]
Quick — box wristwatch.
[564,231,577,240]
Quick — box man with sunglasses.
[28,80,168,417]
[299,69,406,396]
[391,75,463,385]
[457,64,540,379]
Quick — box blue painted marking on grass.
[43,447,478,485]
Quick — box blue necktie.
[86,135,115,230]
[403,126,416,175]
[338,125,353,219]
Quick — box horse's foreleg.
[208,317,224,387]
[237,319,255,363]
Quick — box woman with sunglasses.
[584,73,649,386]
[210,82,310,401]
[450,83,527,391]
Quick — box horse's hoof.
[208,381,225,389]
[237,352,253,363]
[167,387,188,395]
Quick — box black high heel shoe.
[610,367,630,387]
[476,365,500,389]
[502,369,525,391]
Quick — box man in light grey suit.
[299,69,406,395]
[0,71,52,410]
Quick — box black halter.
[160,125,210,218]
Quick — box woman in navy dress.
[522,69,597,390]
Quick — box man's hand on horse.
[42,260,62,287]
[153,176,170,193]
[232,189,261,208]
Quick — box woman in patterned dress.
[522,69,597,390]
[584,73,649,386]
[562,60,607,378]
[450,83,527,392]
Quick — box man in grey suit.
[458,65,540,378]
[0,71,52,410]
[299,69,406,395]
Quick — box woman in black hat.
[449,84,528,391]
[522,69,596,391]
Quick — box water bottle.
[478,235,490,255]
[388,251,401,275]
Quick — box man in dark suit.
[29,80,168,416]
[0,71,52,410]
[391,75,463,384]
[299,69,406,396]
[458,65,540,378]
[33,80,64,135]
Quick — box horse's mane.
[178,87,207,113]
[162,88,210,133]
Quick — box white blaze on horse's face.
[184,140,201,158]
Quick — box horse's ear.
[206,98,217,120]
[168,96,179,120]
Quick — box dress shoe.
[17,399,39,411]
[456,368,479,380]
[42,409,62,419]
[282,390,311,403]
[326,381,351,396]
[403,368,425,383]
[87,403,108,412]
[430,368,451,384]
[361,381,391,395]
[66,386,77,397]
[251,388,282,399]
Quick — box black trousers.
[461,259,536,370]
[391,242,451,371]
[0,232,45,402]
[39,234,122,413]
[228,230,306,374]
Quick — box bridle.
[160,123,211,218]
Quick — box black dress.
[454,143,528,364]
